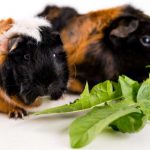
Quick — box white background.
[0,0,150,150]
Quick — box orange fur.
[45,7,61,20]
[0,18,13,34]
[0,87,41,116]
[60,6,124,92]
[0,18,13,65]
[67,78,84,93]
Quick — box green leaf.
[145,65,150,68]
[119,75,140,100]
[69,102,141,148]
[138,100,150,120]
[137,77,150,101]
[35,81,122,115]
[91,80,122,101]
[136,77,150,120]
[33,74,150,148]
[34,83,99,115]
[110,112,146,133]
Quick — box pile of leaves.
[35,75,150,148]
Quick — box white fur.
[4,17,51,42]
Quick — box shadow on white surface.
[1,110,150,150]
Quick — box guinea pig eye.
[24,54,30,60]
[140,35,150,47]
[52,53,56,58]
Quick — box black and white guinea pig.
[0,17,68,118]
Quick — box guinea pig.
[38,5,150,93]
[0,17,68,118]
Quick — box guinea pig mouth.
[20,86,63,105]
[19,85,46,105]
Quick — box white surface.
[0,0,150,150]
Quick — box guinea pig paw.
[50,89,63,100]
[48,87,64,100]
[20,85,45,105]
[8,108,27,119]
[48,82,65,100]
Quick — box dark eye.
[52,53,56,58]
[140,35,150,47]
[24,54,30,60]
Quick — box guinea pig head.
[0,18,68,105]
[104,7,150,80]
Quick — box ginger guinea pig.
[0,18,68,118]
[38,5,150,93]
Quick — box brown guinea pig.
[38,5,150,93]
[0,18,68,118]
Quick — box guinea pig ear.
[110,17,139,38]
[9,36,23,52]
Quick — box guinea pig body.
[0,18,68,118]
[38,5,150,93]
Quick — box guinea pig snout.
[21,83,65,105]
[38,82,65,100]
[20,80,65,105]
[20,84,46,105]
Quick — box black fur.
[38,5,150,90]
[0,27,68,105]
[37,5,78,31]
[101,6,150,81]
[76,6,150,87]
